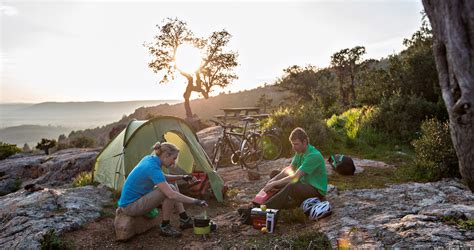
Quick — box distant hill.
[69,85,289,146]
[0,125,72,147]
[0,100,180,129]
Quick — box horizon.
[1,0,424,103]
[0,99,182,105]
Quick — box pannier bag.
[329,154,355,175]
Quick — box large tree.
[422,0,474,191]
[145,18,238,121]
[330,46,366,106]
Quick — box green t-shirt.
[291,144,327,195]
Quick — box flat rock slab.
[316,179,474,248]
[0,148,99,196]
[0,185,112,249]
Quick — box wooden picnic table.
[215,107,269,122]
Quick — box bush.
[369,93,441,142]
[326,106,390,150]
[70,136,96,148]
[73,171,95,187]
[262,103,331,156]
[0,142,21,160]
[411,118,459,181]
[40,230,68,250]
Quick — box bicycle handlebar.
[209,119,240,129]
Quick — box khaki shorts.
[122,184,178,217]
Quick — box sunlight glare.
[175,44,202,74]
[285,168,299,183]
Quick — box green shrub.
[279,207,308,224]
[0,142,21,160]
[325,106,391,152]
[72,171,95,187]
[12,179,22,192]
[369,93,440,142]
[262,103,331,156]
[40,230,69,250]
[70,136,96,148]
[411,118,459,181]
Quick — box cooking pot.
[193,216,211,235]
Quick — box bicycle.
[210,117,264,170]
[258,127,283,161]
[211,117,283,169]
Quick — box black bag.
[329,154,355,175]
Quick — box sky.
[0,0,424,103]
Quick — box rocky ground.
[1,132,473,249]
[62,159,473,249]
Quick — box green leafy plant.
[411,118,459,181]
[70,136,96,148]
[72,171,96,187]
[279,207,308,224]
[0,142,21,160]
[40,230,69,250]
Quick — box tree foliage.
[70,136,95,148]
[330,46,366,105]
[146,18,238,119]
[276,65,339,116]
[36,138,57,155]
[412,118,459,180]
[0,142,21,160]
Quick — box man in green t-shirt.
[262,127,327,209]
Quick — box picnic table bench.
[214,107,269,122]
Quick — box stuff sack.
[329,154,355,175]
[252,188,276,205]
[186,172,210,197]
[184,172,228,200]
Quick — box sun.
[175,44,202,74]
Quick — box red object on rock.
[252,188,276,205]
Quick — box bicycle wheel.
[261,134,283,160]
[240,135,264,169]
[228,134,242,165]
[211,138,225,170]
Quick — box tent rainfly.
[93,116,225,202]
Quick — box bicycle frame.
[211,119,262,170]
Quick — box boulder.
[0,148,99,196]
[315,178,474,248]
[114,207,161,241]
[0,185,112,249]
[196,126,223,158]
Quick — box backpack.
[329,154,355,175]
[183,172,228,200]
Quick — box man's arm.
[263,168,306,192]
[268,165,293,183]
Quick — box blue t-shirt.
[118,155,166,207]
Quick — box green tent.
[93,116,225,202]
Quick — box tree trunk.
[423,0,474,191]
[183,78,194,119]
[337,70,348,107]
[349,65,357,103]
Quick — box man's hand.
[263,182,275,193]
[193,199,208,207]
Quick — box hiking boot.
[179,217,194,230]
[159,224,182,237]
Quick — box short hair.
[152,142,179,157]
[289,127,309,144]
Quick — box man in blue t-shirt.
[117,142,208,238]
